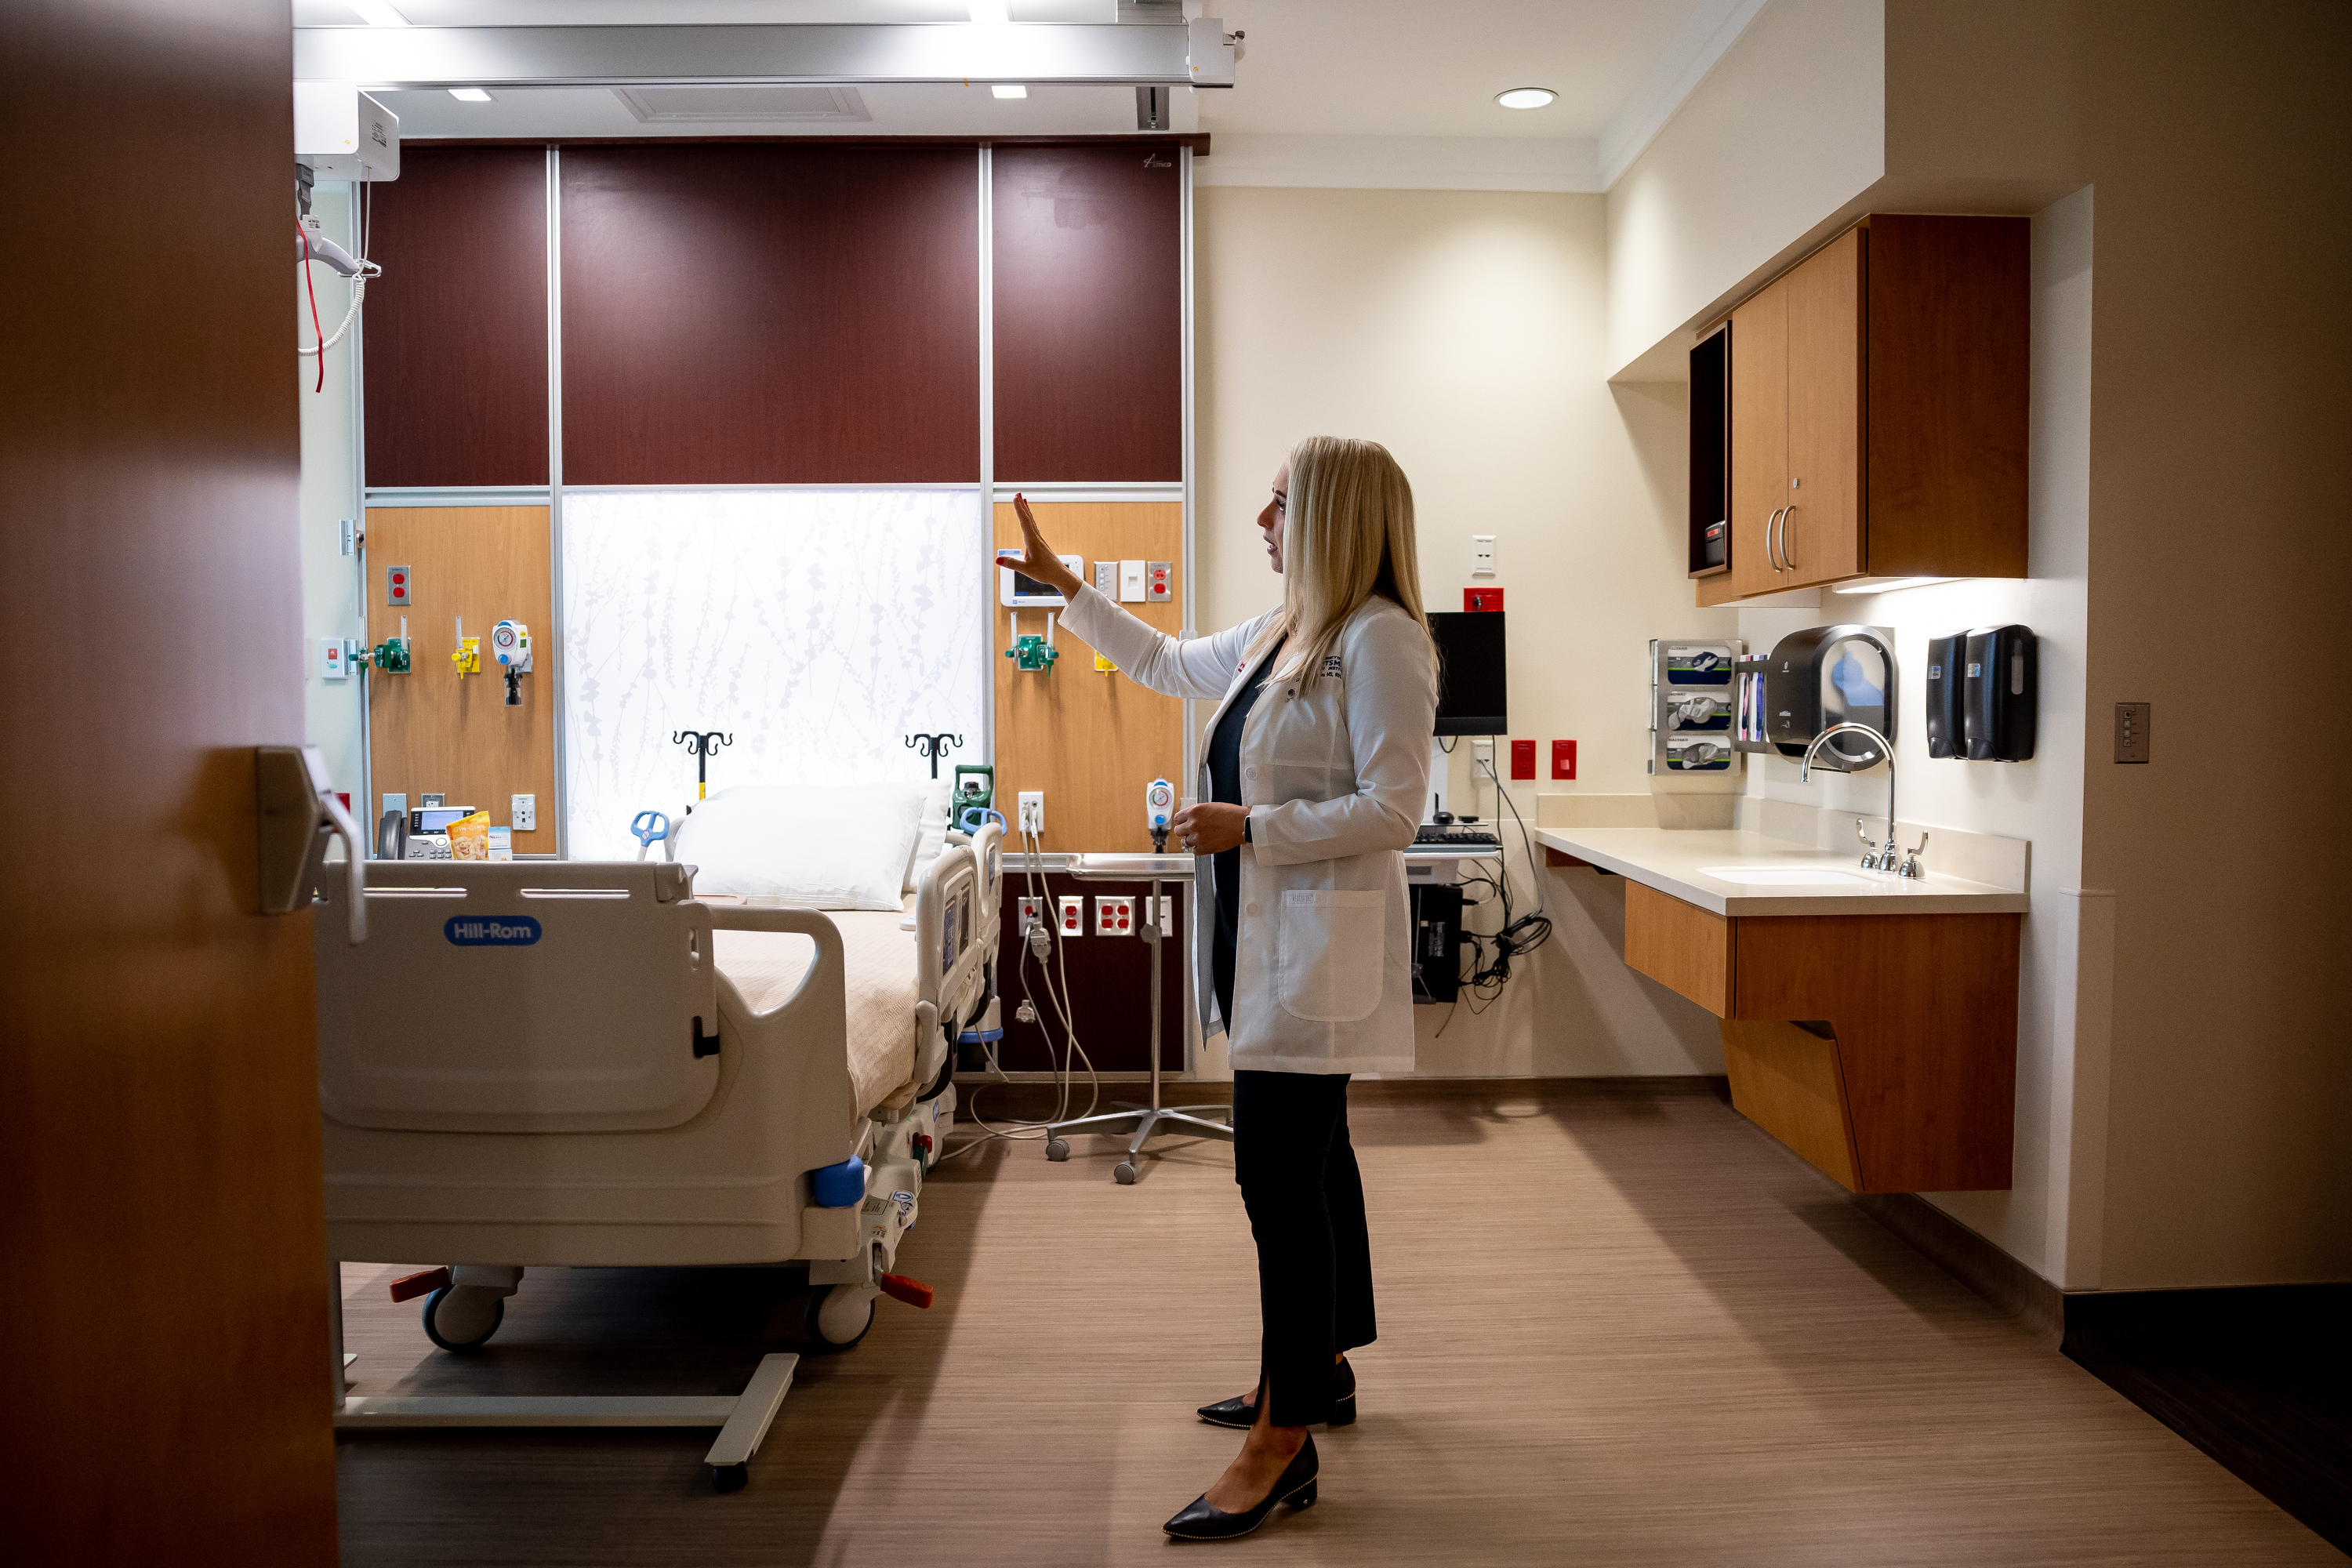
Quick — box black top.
[1207,635,1284,1030]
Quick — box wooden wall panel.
[561,144,979,485]
[1,0,339,1552]
[363,145,550,487]
[991,502,1185,853]
[993,145,1181,481]
[364,506,557,850]
[985,880,1187,1073]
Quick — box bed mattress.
[711,901,920,1116]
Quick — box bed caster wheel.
[804,1283,874,1353]
[1113,1161,1138,1185]
[421,1284,504,1355]
[710,1463,748,1494]
[1044,1138,1069,1162]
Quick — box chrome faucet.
[1800,722,1924,878]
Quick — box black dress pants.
[1231,1068,1378,1428]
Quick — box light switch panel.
[510,793,536,832]
[1094,560,1117,595]
[2114,702,2151,764]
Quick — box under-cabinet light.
[993,84,1029,99]
[969,2,1010,22]
[448,88,493,102]
[1495,88,1558,111]
[347,0,410,24]
[1831,576,1960,595]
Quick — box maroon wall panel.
[362,146,550,488]
[985,883,1186,1073]
[992,145,1182,483]
[561,144,980,485]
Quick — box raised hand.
[1004,492,1083,597]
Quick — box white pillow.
[904,778,954,893]
[677,784,925,909]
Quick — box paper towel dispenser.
[1762,625,1896,771]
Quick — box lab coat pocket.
[1275,889,1386,1024]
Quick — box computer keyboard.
[1414,825,1501,848]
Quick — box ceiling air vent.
[612,86,873,124]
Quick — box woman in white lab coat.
[1006,436,1437,1541]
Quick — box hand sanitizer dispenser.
[1963,625,2037,760]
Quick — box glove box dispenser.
[1762,625,1896,771]
[1650,639,1743,779]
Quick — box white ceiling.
[296,0,1766,191]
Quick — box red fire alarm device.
[1510,739,1536,779]
[1463,586,1504,613]
[1552,739,1577,780]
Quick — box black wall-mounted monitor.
[1428,611,1507,736]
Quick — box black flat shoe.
[1162,1434,1319,1541]
[1196,1359,1356,1429]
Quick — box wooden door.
[363,505,557,850]
[1,0,340,1555]
[1726,282,1790,597]
[990,501,1185,851]
[1783,227,1866,587]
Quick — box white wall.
[298,183,366,805]
[1195,184,1732,1076]
[1604,0,1886,378]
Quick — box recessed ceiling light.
[347,0,410,24]
[1495,87,1558,111]
[969,2,1010,21]
[448,88,493,103]
[992,84,1028,99]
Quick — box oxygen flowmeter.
[358,615,411,673]
[491,619,532,706]
[1004,610,1060,673]
[1145,777,1175,853]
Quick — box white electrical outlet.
[1472,534,1497,576]
[1018,791,1045,834]
[1094,895,1135,936]
[510,793,536,832]
[1056,895,1085,936]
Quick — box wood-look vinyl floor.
[334,1080,2340,1565]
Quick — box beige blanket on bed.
[711,900,921,1115]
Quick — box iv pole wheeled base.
[1044,873,1230,1183]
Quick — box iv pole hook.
[673,731,733,800]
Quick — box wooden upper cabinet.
[1726,281,1789,599]
[1782,230,1864,587]
[1703,215,2027,601]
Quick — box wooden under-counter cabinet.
[1694,214,2029,604]
[1622,881,2021,1192]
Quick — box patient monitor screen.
[1429,611,1507,737]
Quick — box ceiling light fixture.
[992,84,1028,99]
[968,2,1010,22]
[448,87,493,102]
[1495,87,1558,111]
[346,0,410,24]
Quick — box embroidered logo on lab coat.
[1321,655,1344,677]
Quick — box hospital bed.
[313,818,1003,1490]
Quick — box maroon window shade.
[991,145,1181,483]
[560,144,980,485]
[361,146,550,488]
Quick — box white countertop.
[1532,826,2030,917]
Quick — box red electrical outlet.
[1463,586,1504,612]
[1552,739,1577,780]
[1510,739,1536,779]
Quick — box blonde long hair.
[1253,436,1433,681]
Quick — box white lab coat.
[1056,584,1436,1074]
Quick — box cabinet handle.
[1766,507,1787,572]
[1781,504,1798,571]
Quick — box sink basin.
[1698,865,1875,887]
